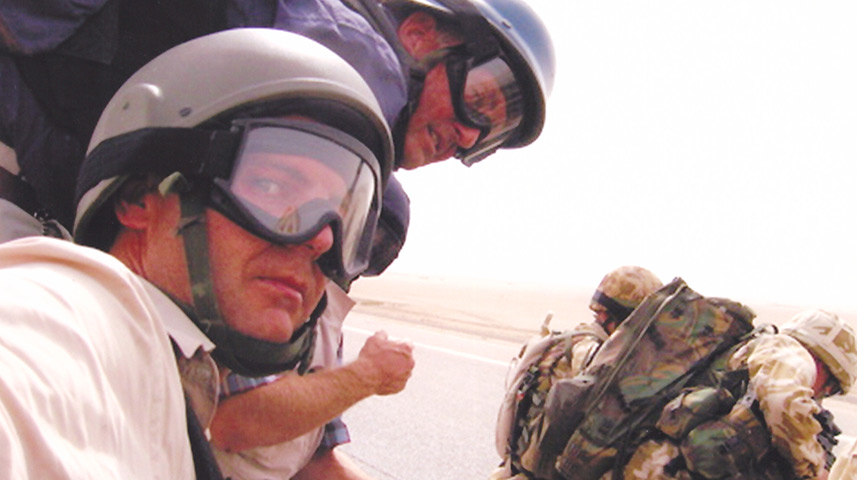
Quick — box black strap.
[591,290,636,323]
[170,339,225,480]
[75,127,239,205]
[184,393,225,480]
[0,167,43,216]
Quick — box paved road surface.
[338,311,857,480]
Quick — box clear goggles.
[210,119,383,286]
[444,53,524,166]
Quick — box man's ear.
[397,11,440,59]
[114,192,158,231]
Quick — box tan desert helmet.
[781,309,857,395]
[590,265,664,315]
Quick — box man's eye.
[250,178,285,195]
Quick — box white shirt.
[0,237,201,479]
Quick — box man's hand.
[209,332,415,452]
[352,331,415,395]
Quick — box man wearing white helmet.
[208,179,411,480]
[619,309,857,480]
[0,29,414,478]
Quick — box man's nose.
[452,121,481,149]
[303,224,334,259]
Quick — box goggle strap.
[175,188,324,377]
[78,128,240,203]
[591,290,636,322]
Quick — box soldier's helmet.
[590,266,663,329]
[781,309,857,395]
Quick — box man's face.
[396,11,510,169]
[590,303,619,334]
[117,156,339,344]
[399,63,483,169]
[206,209,331,343]
[812,358,839,398]
[214,151,345,341]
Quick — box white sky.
[386,1,857,312]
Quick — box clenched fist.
[354,331,415,395]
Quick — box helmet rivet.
[502,19,512,29]
[179,107,193,117]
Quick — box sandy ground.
[349,272,856,344]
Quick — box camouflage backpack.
[495,314,607,477]
[534,278,756,480]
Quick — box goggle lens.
[215,121,381,285]
[451,56,524,165]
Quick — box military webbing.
[175,184,322,377]
[170,340,225,480]
[184,393,225,480]
[178,188,222,325]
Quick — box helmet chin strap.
[171,175,320,377]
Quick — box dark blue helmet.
[364,174,410,276]
[404,0,556,165]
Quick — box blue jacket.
[0,0,407,227]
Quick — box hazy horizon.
[384,1,857,313]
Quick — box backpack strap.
[171,340,225,480]
[184,392,226,480]
[0,165,42,216]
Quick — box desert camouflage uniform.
[491,322,608,480]
[493,267,664,480]
[565,322,607,378]
[619,333,827,480]
[732,334,826,479]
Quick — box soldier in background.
[570,265,666,376]
[590,266,665,335]
[621,309,857,480]
[492,266,663,479]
